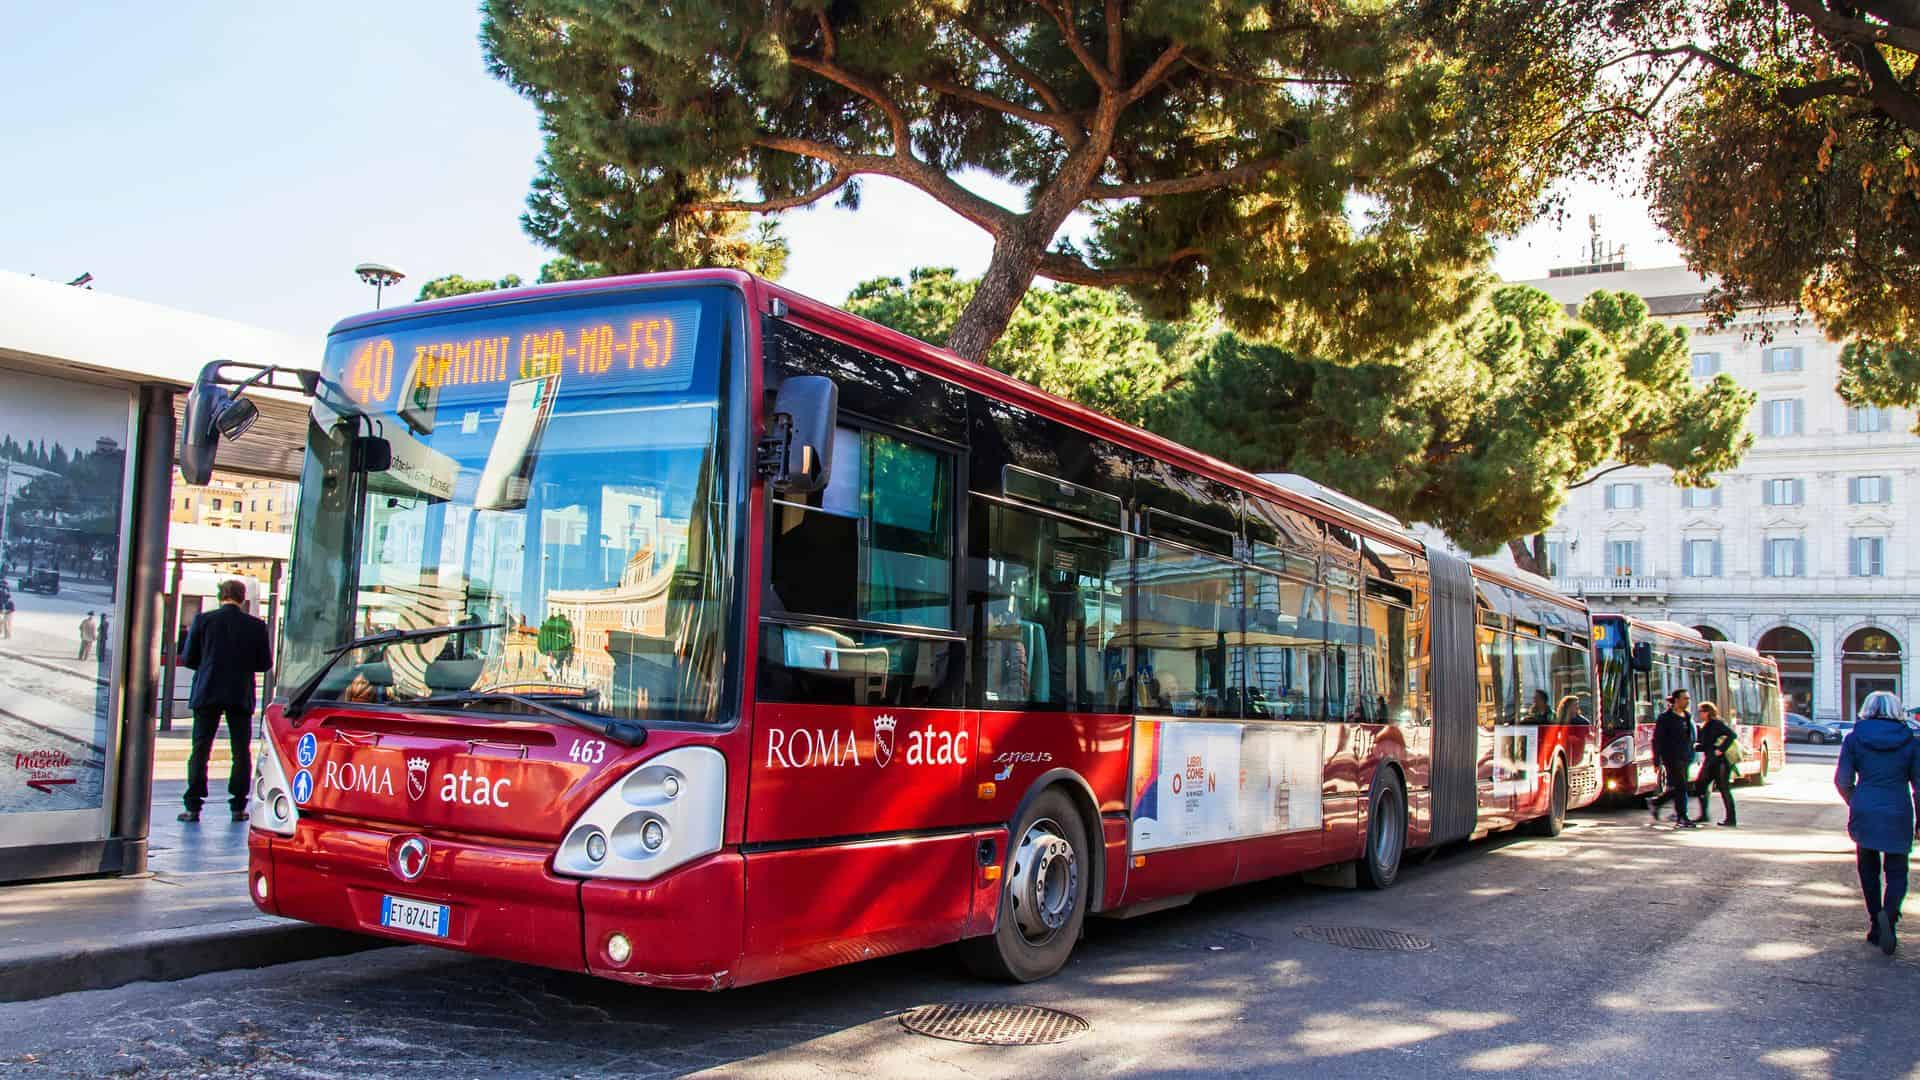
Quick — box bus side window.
[978,500,1128,713]
[1549,640,1592,724]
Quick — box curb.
[0,917,392,1003]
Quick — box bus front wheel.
[959,787,1089,982]
[1750,745,1771,786]
[1358,770,1406,890]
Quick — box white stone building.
[1516,261,1918,722]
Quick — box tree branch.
[919,75,1079,138]
[1564,462,1636,490]
[1088,156,1291,198]
[1778,75,1869,106]
[789,54,911,151]
[1124,43,1187,101]
[1105,0,1123,75]
[1038,0,1118,91]
[1784,0,1920,58]
[686,171,849,213]
[1181,58,1356,89]
[1036,247,1205,286]
[748,136,1014,237]
[1595,44,1761,82]
[1786,0,1920,132]
[959,16,1069,117]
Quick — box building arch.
[1691,624,1729,642]
[1756,623,1818,718]
[1839,625,1904,719]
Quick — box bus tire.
[1749,745,1771,786]
[959,787,1089,983]
[1358,770,1406,891]
[1529,764,1568,837]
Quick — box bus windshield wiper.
[285,622,505,722]
[403,689,646,746]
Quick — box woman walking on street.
[1835,691,1920,955]
[1694,701,1738,827]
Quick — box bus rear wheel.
[959,788,1089,982]
[1529,765,1568,837]
[1749,745,1771,786]
[1359,771,1406,890]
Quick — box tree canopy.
[482,1,1581,362]
[849,269,1753,552]
[1449,2,1920,407]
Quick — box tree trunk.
[946,226,1052,364]
[1507,537,1543,576]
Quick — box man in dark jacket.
[178,580,273,823]
[1651,689,1697,828]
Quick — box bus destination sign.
[335,299,702,412]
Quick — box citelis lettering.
[440,770,512,808]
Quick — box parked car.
[15,568,58,595]
[1785,713,1851,744]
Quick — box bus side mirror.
[760,375,837,494]
[180,362,244,485]
[1631,642,1653,672]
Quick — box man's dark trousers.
[185,705,253,814]
[1656,755,1694,822]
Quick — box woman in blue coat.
[1835,691,1920,955]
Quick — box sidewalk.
[0,780,385,1003]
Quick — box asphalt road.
[3,760,1914,1080]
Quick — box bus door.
[1476,622,1515,828]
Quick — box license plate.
[380,895,450,938]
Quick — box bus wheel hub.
[1010,821,1077,941]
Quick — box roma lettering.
[766,728,861,769]
[321,760,395,797]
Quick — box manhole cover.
[1294,925,1433,952]
[899,1003,1090,1045]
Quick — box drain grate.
[900,1003,1090,1045]
[1294,925,1433,952]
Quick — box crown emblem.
[408,757,428,771]
[872,714,897,733]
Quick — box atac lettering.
[766,728,860,769]
[440,771,512,808]
[321,760,395,797]
[906,728,970,766]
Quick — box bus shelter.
[0,270,311,883]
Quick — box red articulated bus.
[218,270,1603,989]
[1591,614,1786,800]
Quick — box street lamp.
[355,262,406,308]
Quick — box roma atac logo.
[873,714,897,769]
[407,756,429,802]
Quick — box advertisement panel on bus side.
[1128,719,1323,853]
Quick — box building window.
[1762,478,1805,506]
[1542,540,1564,578]
[1763,399,1804,437]
[1604,483,1642,510]
[1851,537,1886,577]
[1683,539,1720,578]
[1762,346,1804,373]
[1607,539,1641,577]
[1849,475,1889,504]
[266,500,274,511]
[1765,537,1805,578]
[1690,352,1721,377]
[211,498,222,510]
[1681,486,1721,509]
[1848,405,1889,433]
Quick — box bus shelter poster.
[1130,720,1323,853]
[0,367,130,830]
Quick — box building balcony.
[1557,575,1669,601]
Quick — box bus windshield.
[279,286,739,725]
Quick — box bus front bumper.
[249,825,745,988]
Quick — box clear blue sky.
[1,4,1680,344]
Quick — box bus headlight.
[1601,736,1634,769]
[249,739,300,836]
[554,747,724,882]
